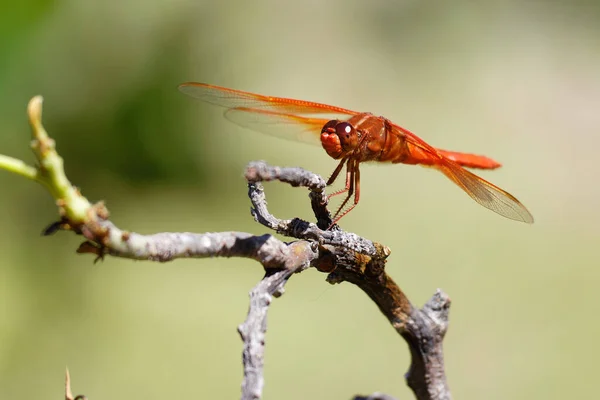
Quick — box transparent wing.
[435,160,534,223]
[224,108,330,145]
[392,124,533,223]
[179,82,359,116]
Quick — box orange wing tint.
[223,108,330,145]
[434,160,534,223]
[178,82,358,115]
[178,82,358,144]
[393,124,534,223]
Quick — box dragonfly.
[178,82,534,225]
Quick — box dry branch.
[0,97,453,400]
[238,253,310,400]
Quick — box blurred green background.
[1,1,599,399]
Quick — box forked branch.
[2,97,452,400]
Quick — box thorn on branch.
[41,220,66,236]
[65,368,87,400]
[76,241,107,263]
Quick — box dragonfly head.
[320,120,359,159]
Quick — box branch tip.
[27,95,44,137]
[65,367,73,400]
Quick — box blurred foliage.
[1,1,599,400]
[0,1,54,69]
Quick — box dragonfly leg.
[333,166,354,217]
[354,165,360,204]
[328,158,352,199]
[327,157,347,185]
[330,161,360,227]
[327,157,351,200]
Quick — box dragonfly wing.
[393,124,533,222]
[223,108,329,145]
[434,160,534,223]
[179,82,359,116]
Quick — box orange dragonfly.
[178,82,534,225]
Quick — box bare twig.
[324,238,451,400]
[246,163,378,256]
[238,241,313,400]
[246,161,452,400]
[72,216,300,267]
[0,97,453,400]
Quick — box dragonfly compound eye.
[336,122,358,151]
